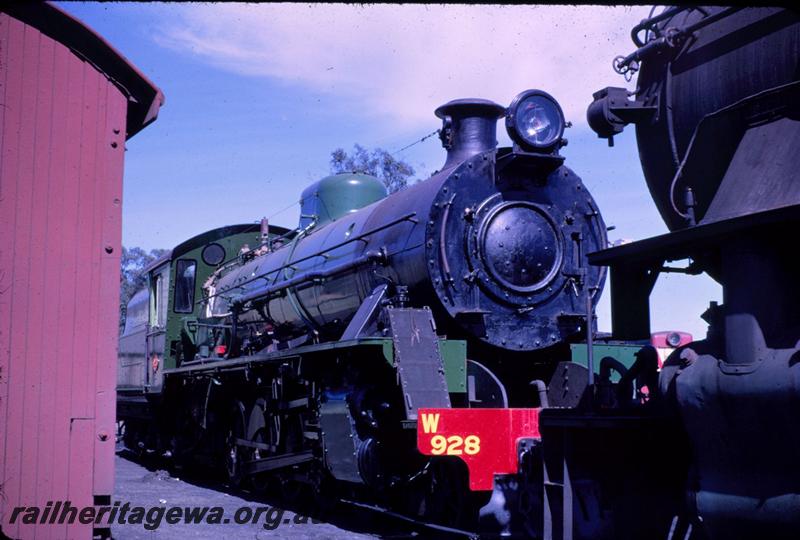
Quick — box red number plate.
[417,408,540,491]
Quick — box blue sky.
[60,3,720,338]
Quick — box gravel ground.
[112,454,380,539]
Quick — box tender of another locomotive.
[117,89,614,521]
[587,6,800,539]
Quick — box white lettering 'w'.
[420,413,440,434]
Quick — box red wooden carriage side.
[0,4,162,538]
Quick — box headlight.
[506,89,565,152]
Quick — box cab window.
[174,259,197,313]
[150,273,164,327]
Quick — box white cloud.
[154,4,645,128]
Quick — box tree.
[119,246,169,332]
[330,144,416,194]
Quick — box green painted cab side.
[439,340,467,394]
[162,225,291,371]
[570,342,648,382]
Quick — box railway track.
[340,499,480,540]
[116,447,483,539]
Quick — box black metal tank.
[589,7,800,231]
[209,96,607,355]
[589,7,800,538]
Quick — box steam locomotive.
[118,88,617,525]
[118,6,800,538]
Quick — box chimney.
[435,98,506,170]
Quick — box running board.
[242,450,314,475]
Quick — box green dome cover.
[299,173,387,229]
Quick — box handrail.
[631,6,687,47]
[203,212,417,302]
[232,249,388,307]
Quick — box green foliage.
[330,144,416,194]
[119,246,169,332]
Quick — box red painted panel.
[94,84,127,496]
[2,17,33,535]
[36,32,68,540]
[650,330,693,348]
[67,419,94,540]
[417,408,541,491]
[71,63,101,422]
[0,13,8,162]
[0,12,139,539]
[44,38,84,540]
[0,12,18,512]
[23,28,56,533]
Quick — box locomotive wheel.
[224,434,243,487]
[249,467,272,493]
[246,398,278,493]
[121,421,138,453]
[279,471,303,501]
[308,463,337,518]
[247,431,272,493]
[122,421,150,460]
[224,400,247,487]
[421,458,470,528]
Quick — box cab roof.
[141,223,294,274]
